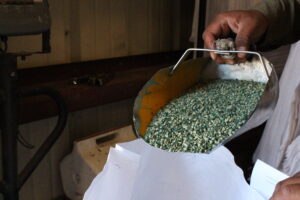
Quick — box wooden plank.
[18,51,183,124]
[179,0,194,49]
[95,0,112,59]
[18,51,183,86]
[3,0,194,70]
[171,0,181,50]
[148,0,160,53]
[63,0,72,63]
[47,0,70,65]
[110,0,129,57]
[159,0,172,52]
[78,0,97,61]
[128,0,149,55]
[69,0,82,62]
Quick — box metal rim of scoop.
[169,48,271,79]
[168,48,276,150]
[133,48,278,150]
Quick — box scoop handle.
[169,48,270,79]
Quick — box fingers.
[233,16,252,59]
[235,36,250,59]
[276,177,300,190]
[203,31,215,49]
[293,171,300,177]
[202,15,231,64]
[203,13,243,64]
[202,31,218,60]
[270,184,300,200]
[203,30,237,64]
[203,32,226,64]
[270,176,300,200]
[202,10,268,64]
[233,10,268,60]
[284,184,300,199]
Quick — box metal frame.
[0,54,18,200]
[0,1,64,199]
[0,54,68,200]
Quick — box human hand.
[270,172,300,200]
[202,10,268,64]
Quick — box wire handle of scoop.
[169,48,271,79]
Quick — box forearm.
[252,0,300,51]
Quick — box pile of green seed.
[144,79,266,153]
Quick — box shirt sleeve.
[252,0,300,51]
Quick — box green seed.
[144,79,266,153]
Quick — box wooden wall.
[1,1,194,199]
[7,0,193,69]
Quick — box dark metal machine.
[0,1,68,199]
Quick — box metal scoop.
[134,48,279,150]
